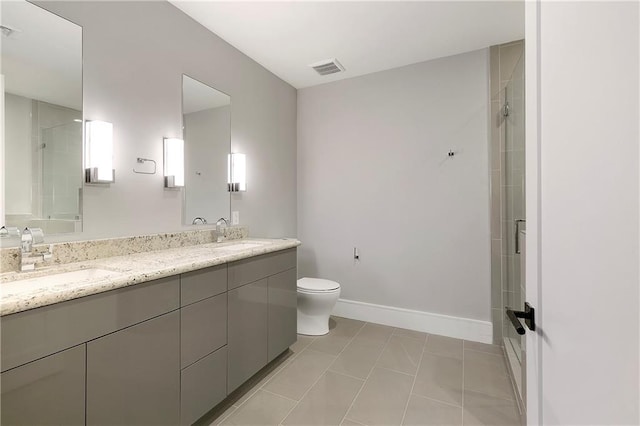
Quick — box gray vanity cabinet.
[227,278,269,392]
[268,268,298,361]
[86,311,181,426]
[227,248,297,393]
[0,344,86,426]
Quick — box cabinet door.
[181,292,227,369]
[268,268,297,361]
[87,311,180,425]
[227,279,268,393]
[1,344,85,426]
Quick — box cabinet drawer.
[1,344,85,426]
[181,264,227,306]
[228,248,296,290]
[1,276,180,372]
[181,292,227,369]
[181,346,227,425]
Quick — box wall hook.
[448,150,455,157]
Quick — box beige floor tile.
[264,349,336,400]
[329,337,386,379]
[357,323,395,343]
[308,317,365,355]
[463,390,521,426]
[464,340,503,356]
[413,353,463,407]
[232,356,292,407]
[290,335,315,356]
[393,327,428,342]
[282,371,364,425]
[346,367,413,425]
[376,335,425,375]
[463,351,514,400]
[342,419,366,426]
[425,335,463,360]
[220,390,296,426]
[402,394,463,426]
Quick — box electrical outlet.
[231,211,240,225]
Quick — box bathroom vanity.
[0,240,298,425]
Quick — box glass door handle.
[515,219,526,254]
[506,302,536,335]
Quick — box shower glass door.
[502,52,525,399]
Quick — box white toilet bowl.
[297,278,341,336]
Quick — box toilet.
[296,277,341,336]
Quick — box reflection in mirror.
[1,1,83,236]
[182,75,231,225]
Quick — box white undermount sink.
[10,268,121,289]
[214,242,266,251]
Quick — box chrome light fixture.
[227,153,246,192]
[85,120,115,184]
[163,138,184,188]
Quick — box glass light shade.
[85,120,114,183]
[164,138,184,187]
[228,153,246,192]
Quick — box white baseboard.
[333,298,493,344]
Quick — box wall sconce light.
[164,138,184,188]
[228,153,246,192]
[85,120,115,183]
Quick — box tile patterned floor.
[201,317,523,426]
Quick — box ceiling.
[171,1,525,89]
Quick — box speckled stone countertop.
[0,238,300,316]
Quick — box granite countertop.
[0,238,300,316]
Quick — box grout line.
[337,323,395,426]
[261,388,300,404]
[327,369,367,383]
[376,365,416,378]
[409,392,464,409]
[342,418,368,426]
[400,333,428,425]
[277,319,366,426]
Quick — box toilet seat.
[297,277,340,293]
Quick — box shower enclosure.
[502,51,526,400]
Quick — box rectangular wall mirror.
[182,75,231,225]
[1,0,83,237]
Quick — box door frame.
[524,1,542,424]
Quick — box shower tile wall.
[489,41,524,345]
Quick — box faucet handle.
[30,228,45,244]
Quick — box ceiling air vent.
[309,58,345,76]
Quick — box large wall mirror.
[182,75,231,225]
[1,0,83,237]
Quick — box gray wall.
[34,1,297,240]
[297,49,491,321]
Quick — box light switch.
[231,211,240,225]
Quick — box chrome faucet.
[20,227,53,271]
[192,217,207,225]
[215,217,229,243]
